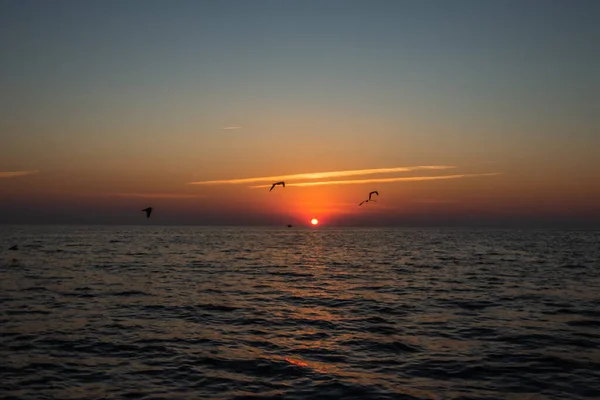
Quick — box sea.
[1,225,599,400]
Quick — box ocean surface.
[1,225,599,400]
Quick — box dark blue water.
[1,226,599,399]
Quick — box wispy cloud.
[412,198,463,204]
[188,165,455,185]
[0,170,39,179]
[222,126,242,130]
[250,173,502,188]
[105,192,206,199]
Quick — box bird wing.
[270,184,276,191]
[282,181,285,187]
[359,201,365,206]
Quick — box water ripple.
[1,226,599,399]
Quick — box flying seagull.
[142,207,153,218]
[269,181,285,192]
[368,191,379,201]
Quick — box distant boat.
[287,224,293,228]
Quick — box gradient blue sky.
[1,0,599,226]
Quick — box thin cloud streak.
[222,126,242,130]
[250,173,502,188]
[188,166,455,185]
[105,192,206,199]
[0,170,39,178]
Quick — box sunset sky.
[1,0,599,227]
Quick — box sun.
[311,218,319,226]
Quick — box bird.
[9,245,18,250]
[368,191,379,201]
[269,181,285,192]
[142,207,153,218]
[359,200,372,206]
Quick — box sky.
[1,0,599,227]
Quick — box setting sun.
[311,218,319,225]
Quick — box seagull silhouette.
[142,207,153,218]
[269,181,285,192]
[368,191,379,201]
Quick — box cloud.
[188,165,455,185]
[0,170,39,178]
[222,126,242,130]
[250,173,502,188]
[105,192,206,199]
[412,198,463,204]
